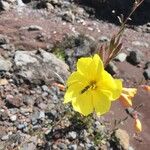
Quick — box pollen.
[90,81,97,90]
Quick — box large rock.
[14,50,69,85]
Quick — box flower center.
[80,81,97,94]
[90,81,97,90]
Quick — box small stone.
[127,50,143,65]
[39,111,45,119]
[143,68,150,80]
[0,1,10,11]
[57,143,68,149]
[99,36,109,42]
[114,53,127,62]
[17,123,27,130]
[6,95,23,108]
[0,56,12,71]
[105,62,118,75]
[128,146,135,150]
[68,144,77,150]
[115,129,129,150]
[62,11,75,23]
[31,110,45,122]
[10,115,17,122]
[68,131,77,140]
[46,3,54,10]
[1,135,9,141]
[144,61,150,69]
[0,34,9,44]
[38,103,47,110]
[42,85,50,92]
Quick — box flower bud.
[134,118,142,132]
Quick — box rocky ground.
[0,0,150,150]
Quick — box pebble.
[99,36,110,42]
[114,53,127,62]
[68,131,77,140]
[105,62,118,75]
[0,34,9,44]
[17,123,27,130]
[1,135,9,141]
[41,85,50,92]
[145,61,150,69]
[68,144,77,150]
[10,115,17,122]
[143,68,150,80]
[126,50,143,65]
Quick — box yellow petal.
[72,91,93,116]
[66,72,87,87]
[99,71,122,100]
[77,56,93,80]
[92,90,111,115]
[92,54,104,80]
[77,54,104,81]
[64,82,84,103]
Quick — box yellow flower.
[134,118,142,132]
[119,88,137,108]
[64,54,122,116]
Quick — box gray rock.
[128,146,135,150]
[105,62,118,75]
[62,10,75,23]
[22,142,36,150]
[31,110,45,122]
[68,131,77,140]
[0,1,10,11]
[114,53,127,62]
[144,61,150,69]
[46,2,54,10]
[0,56,12,71]
[68,144,77,150]
[10,115,17,122]
[17,123,27,129]
[99,36,110,42]
[115,129,129,150]
[143,68,150,80]
[1,134,9,141]
[14,50,69,85]
[57,143,68,149]
[41,85,50,92]
[127,50,143,65]
[0,34,9,44]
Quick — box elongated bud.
[134,118,142,132]
[141,85,150,92]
